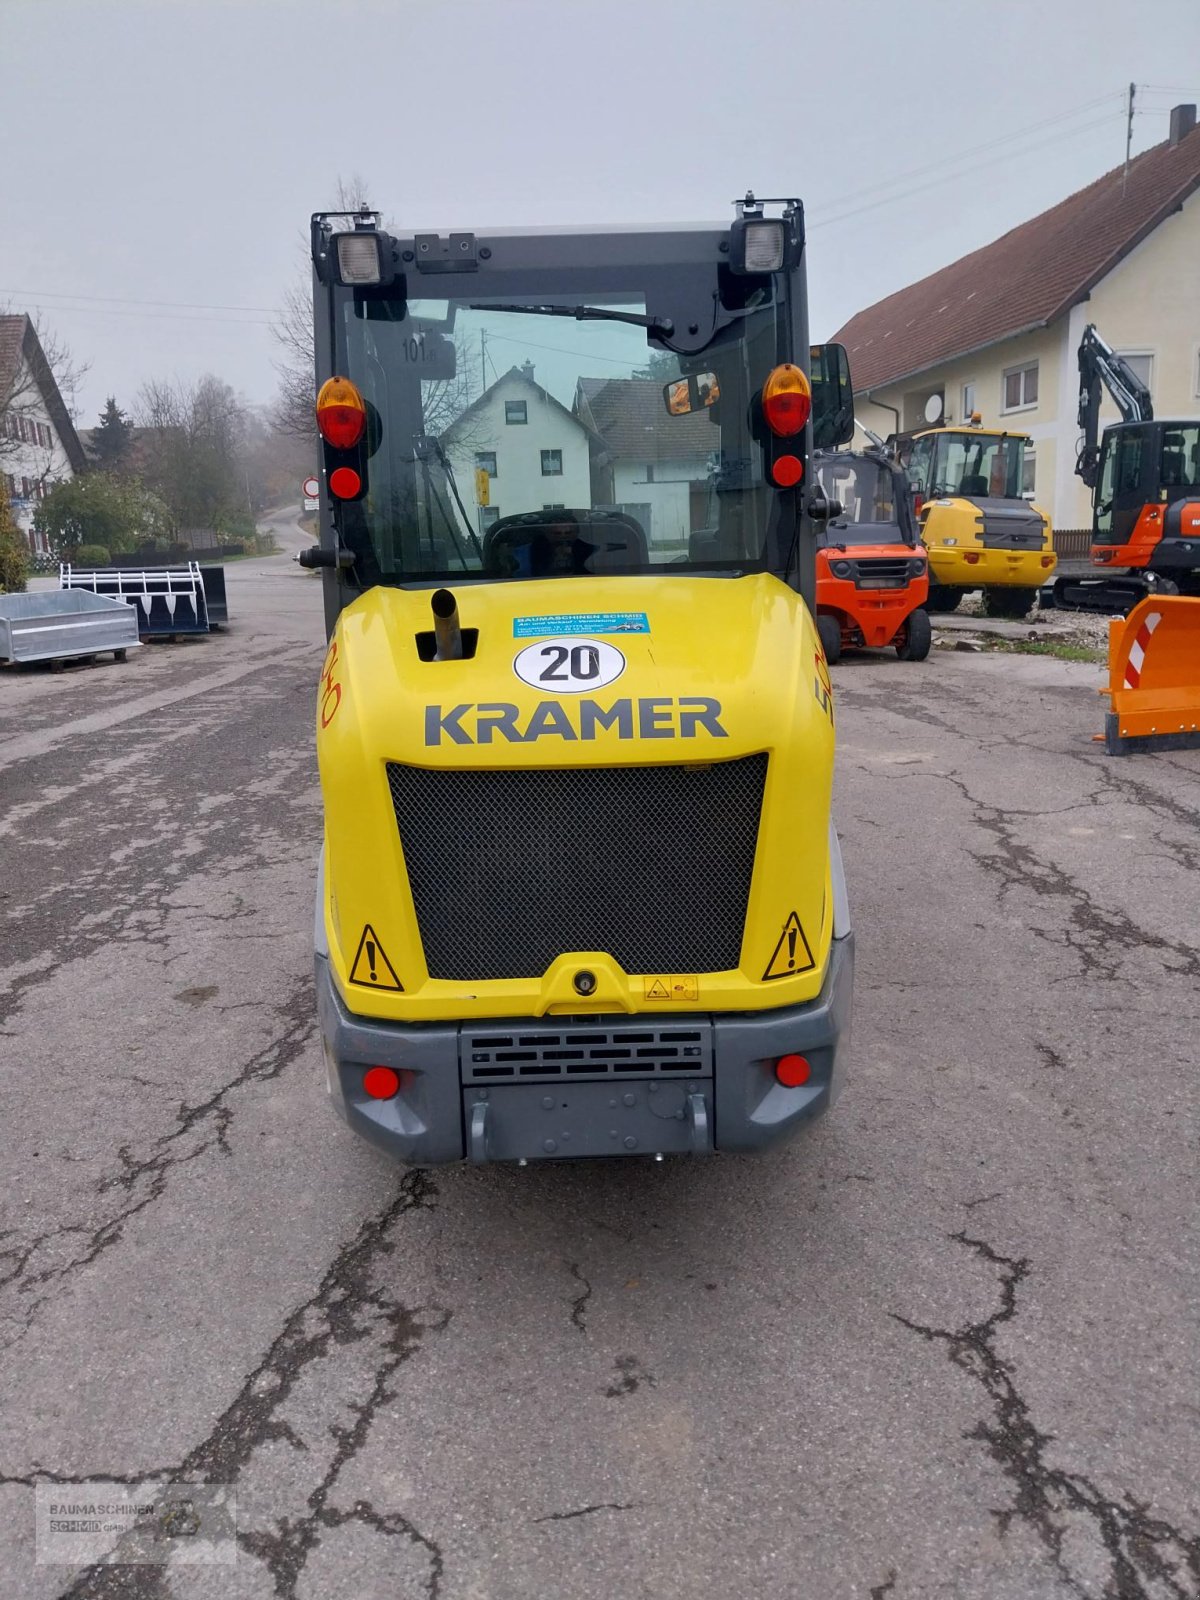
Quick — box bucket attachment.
[1099,596,1200,754]
[61,563,210,637]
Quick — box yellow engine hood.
[317,573,837,1021]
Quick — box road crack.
[893,1232,1200,1598]
[0,980,317,1347]
[533,1502,638,1524]
[20,1171,448,1600]
[566,1261,592,1334]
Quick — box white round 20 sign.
[513,636,626,694]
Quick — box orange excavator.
[1053,324,1200,613]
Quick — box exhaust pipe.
[431,588,463,661]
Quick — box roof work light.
[729,193,802,275]
[336,231,386,285]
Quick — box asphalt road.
[1,533,1197,1600]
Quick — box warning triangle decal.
[349,925,403,990]
[762,912,815,981]
[645,979,670,1000]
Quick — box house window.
[540,449,563,476]
[1115,351,1154,395]
[40,423,52,448]
[479,506,500,532]
[961,383,977,420]
[505,401,527,425]
[475,451,497,478]
[3,473,15,499]
[1021,447,1036,496]
[543,502,566,510]
[1002,363,1038,412]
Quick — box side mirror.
[663,372,721,416]
[808,491,843,522]
[810,343,855,450]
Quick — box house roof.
[0,314,88,472]
[442,365,592,442]
[575,377,714,463]
[833,117,1200,394]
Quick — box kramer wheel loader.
[303,196,856,1166]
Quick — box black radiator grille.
[386,755,767,981]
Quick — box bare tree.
[134,374,249,531]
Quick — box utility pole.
[1123,82,1136,194]
[480,330,487,396]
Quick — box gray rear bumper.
[316,933,854,1165]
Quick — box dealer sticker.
[513,611,649,638]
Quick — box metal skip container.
[0,588,141,665]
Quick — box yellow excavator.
[301,197,856,1166]
[888,419,1056,617]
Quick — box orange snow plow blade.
[1099,596,1200,755]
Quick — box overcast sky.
[4,0,1198,425]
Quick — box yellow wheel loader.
[894,422,1056,617]
[302,196,856,1165]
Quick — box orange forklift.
[811,449,931,663]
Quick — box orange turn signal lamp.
[762,364,812,437]
[316,376,367,450]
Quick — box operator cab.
[305,200,854,631]
[813,451,919,547]
[900,427,1031,507]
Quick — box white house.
[835,104,1200,531]
[442,364,592,536]
[574,377,715,550]
[0,314,87,554]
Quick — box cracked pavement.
[0,550,1196,1598]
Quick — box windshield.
[813,455,905,545]
[926,432,1025,499]
[333,273,784,587]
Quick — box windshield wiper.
[471,303,675,337]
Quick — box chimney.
[1169,104,1196,146]
[521,360,535,382]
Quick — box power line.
[810,109,1124,231]
[0,285,277,315]
[0,295,275,329]
[484,329,645,367]
[806,91,1124,219]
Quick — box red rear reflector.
[329,466,362,499]
[775,1054,811,1088]
[963,552,981,564]
[1041,555,1054,567]
[772,454,804,488]
[363,1066,401,1100]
